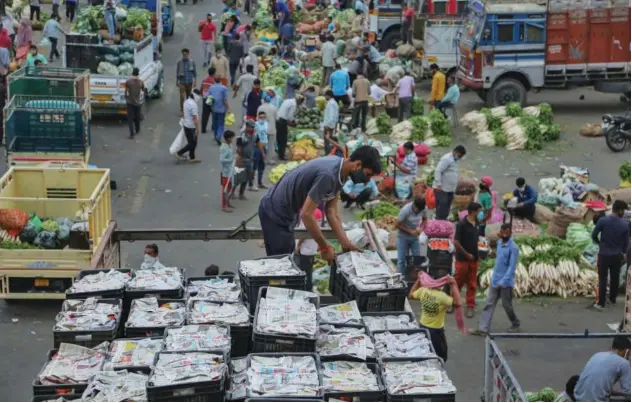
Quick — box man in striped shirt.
[396,141,418,178]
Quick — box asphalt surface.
[0,3,629,401]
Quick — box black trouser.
[177,127,197,159]
[126,103,141,137]
[229,62,239,85]
[295,253,314,292]
[30,6,40,20]
[597,253,623,307]
[349,72,357,85]
[421,325,448,363]
[341,188,372,207]
[437,101,454,118]
[514,204,535,221]
[66,2,76,21]
[49,37,60,60]
[52,4,60,18]
[334,94,350,106]
[259,204,295,256]
[201,101,211,133]
[239,164,253,195]
[276,118,288,160]
[352,100,368,132]
[435,190,454,220]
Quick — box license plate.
[34,279,49,287]
[94,95,112,102]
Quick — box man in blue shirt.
[329,64,351,106]
[206,80,230,144]
[274,1,289,30]
[471,223,521,335]
[176,48,197,113]
[591,199,630,309]
[341,177,378,209]
[512,177,537,220]
[279,21,294,50]
[437,75,460,118]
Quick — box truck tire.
[487,78,527,107]
[380,30,401,52]
[151,74,164,99]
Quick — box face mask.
[192,93,201,103]
[143,254,157,265]
[518,186,526,192]
[350,169,367,184]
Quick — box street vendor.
[395,141,418,179]
[511,177,537,220]
[323,90,339,139]
[25,44,47,67]
[258,146,382,262]
[341,176,378,209]
[370,79,390,102]
[396,196,428,275]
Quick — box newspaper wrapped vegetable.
[67,269,130,295]
[382,359,456,395]
[239,256,302,277]
[336,251,405,291]
[255,287,318,337]
[126,267,183,292]
[227,357,248,401]
[317,324,375,360]
[319,301,362,324]
[105,338,162,370]
[54,298,121,332]
[186,277,240,301]
[322,361,381,393]
[373,331,435,358]
[149,352,226,387]
[247,355,320,397]
[187,301,250,326]
[163,325,231,352]
[81,371,148,402]
[125,298,185,329]
[38,343,107,385]
[363,314,419,332]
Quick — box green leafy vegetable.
[412,98,425,116]
[492,128,507,147]
[538,103,554,125]
[521,114,544,151]
[428,110,451,146]
[410,116,429,142]
[481,108,502,131]
[620,162,631,182]
[376,112,392,136]
[544,123,561,141]
[505,102,523,118]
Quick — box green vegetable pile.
[521,114,544,151]
[412,98,425,116]
[74,5,106,33]
[492,128,507,147]
[356,201,400,221]
[505,102,523,118]
[42,219,60,233]
[307,69,322,86]
[428,110,452,147]
[410,116,428,142]
[526,387,557,402]
[1,240,41,250]
[619,162,631,182]
[480,108,502,131]
[123,7,152,32]
[295,108,323,129]
[376,112,392,136]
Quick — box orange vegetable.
[429,239,450,250]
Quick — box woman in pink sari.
[16,18,32,48]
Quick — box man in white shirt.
[276,94,303,161]
[370,79,390,102]
[322,90,339,139]
[176,89,201,163]
[257,93,278,164]
[233,64,257,125]
[243,51,259,77]
[321,35,336,87]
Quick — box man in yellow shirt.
[409,273,455,362]
[428,63,446,111]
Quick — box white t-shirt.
[182,98,199,128]
[278,98,297,121]
[370,84,388,101]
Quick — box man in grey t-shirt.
[258,146,382,262]
[395,197,428,275]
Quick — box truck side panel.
[610,5,631,63]
[588,7,611,64]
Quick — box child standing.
[219,130,236,212]
[478,176,493,236]
[254,111,269,190]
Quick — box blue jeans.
[211,112,226,141]
[253,146,266,186]
[105,8,116,39]
[397,233,421,275]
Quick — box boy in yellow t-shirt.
[409,274,455,362]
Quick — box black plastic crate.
[341,273,408,312]
[186,275,236,299]
[252,287,319,353]
[361,311,419,333]
[321,361,385,401]
[318,322,376,362]
[381,357,455,402]
[32,349,92,397]
[106,336,163,374]
[125,298,186,338]
[124,268,185,312]
[65,269,131,300]
[162,324,232,355]
[147,350,228,402]
[328,257,339,299]
[238,255,306,313]
[427,247,453,269]
[372,328,436,358]
[246,353,323,400]
[53,299,123,348]
[33,394,83,401]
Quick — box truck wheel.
[380,30,401,52]
[152,74,164,99]
[487,78,527,107]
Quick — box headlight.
[602,114,613,124]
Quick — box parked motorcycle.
[603,113,631,152]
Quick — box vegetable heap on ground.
[619,162,631,183]
[460,103,561,151]
[295,108,323,129]
[388,110,452,147]
[268,161,306,184]
[478,231,598,298]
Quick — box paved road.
[0,3,628,401]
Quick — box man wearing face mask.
[453,202,482,318]
[141,244,165,270]
[512,177,537,221]
[434,145,466,220]
[258,146,382,262]
[395,196,428,275]
[470,223,520,336]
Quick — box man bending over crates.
[258,147,382,263]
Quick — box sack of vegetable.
[19,216,43,244]
[425,220,454,238]
[120,52,134,63]
[104,54,121,66]
[453,194,474,211]
[0,209,30,232]
[33,231,59,249]
[456,177,477,195]
[117,62,133,76]
[533,203,555,224]
[579,123,602,137]
[396,43,417,59]
[97,61,119,75]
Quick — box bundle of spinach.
[521,114,545,150]
[619,162,631,182]
[410,116,429,142]
[412,98,425,116]
[481,108,502,131]
[544,123,561,141]
[492,128,508,147]
[538,103,554,125]
[428,110,452,146]
[376,112,392,136]
[505,102,523,118]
